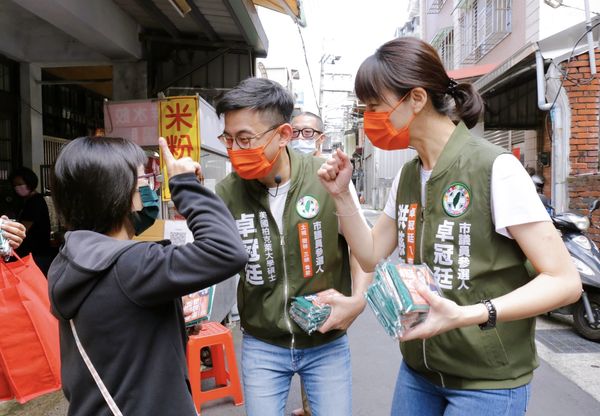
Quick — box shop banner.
[158,96,201,200]
[103,100,158,146]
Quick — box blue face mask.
[131,185,160,236]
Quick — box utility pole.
[318,54,341,117]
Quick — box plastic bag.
[0,254,61,403]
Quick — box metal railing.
[457,0,512,64]
[431,27,455,70]
[428,0,448,14]
[43,136,68,166]
[41,136,68,195]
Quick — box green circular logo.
[296,195,319,219]
[442,182,471,217]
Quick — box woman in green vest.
[318,37,582,415]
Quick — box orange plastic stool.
[186,321,243,414]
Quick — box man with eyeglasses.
[290,112,326,157]
[215,78,370,416]
[289,111,325,416]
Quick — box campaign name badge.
[296,195,319,219]
[442,182,471,217]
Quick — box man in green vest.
[215,77,370,416]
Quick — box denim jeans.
[391,361,530,416]
[241,333,352,416]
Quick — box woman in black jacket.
[48,136,248,416]
[9,167,52,273]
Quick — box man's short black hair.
[52,136,147,234]
[9,167,39,191]
[215,78,295,125]
[293,111,324,132]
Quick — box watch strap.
[479,299,497,330]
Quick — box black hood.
[48,231,139,320]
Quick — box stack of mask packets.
[0,218,13,260]
[365,261,441,339]
[290,289,340,334]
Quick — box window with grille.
[431,27,455,70]
[428,0,448,14]
[0,56,18,191]
[456,0,512,64]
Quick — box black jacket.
[48,173,248,416]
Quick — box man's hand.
[0,216,26,249]
[318,294,367,333]
[158,137,202,179]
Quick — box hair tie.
[446,78,458,97]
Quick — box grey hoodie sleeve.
[115,173,248,306]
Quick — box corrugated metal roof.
[114,0,244,38]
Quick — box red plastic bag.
[0,254,61,403]
[0,364,12,401]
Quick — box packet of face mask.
[0,218,13,260]
[365,260,442,339]
[183,287,214,327]
[289,288,340,334]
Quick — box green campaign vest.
[396,123,537,389]
[216,149,351,348]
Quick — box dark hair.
[355,37,484,129]
[52,136,147,234]
[215,78,295,125]
[9,167,38,191]
[293,111,324,132]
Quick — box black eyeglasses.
[218,125,280,150]
[138,172,163,191]
[292,128,322,139]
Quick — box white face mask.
[290,138,316,154]
[14,184,30,197]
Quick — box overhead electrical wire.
[547,19,600,111]
[295,21,321,116]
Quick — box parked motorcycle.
[543,198,600,341]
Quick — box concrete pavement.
[3,309,599,415]
[2,207,599,415]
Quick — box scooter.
[544,198,600,341]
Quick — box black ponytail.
[452,82,484,129]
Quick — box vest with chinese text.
[216,149,351,349]
[396,123,537,389]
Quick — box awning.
[475,15,600,94]
[473,43,538,93]
[538,16,600,62]
[447,63,497,81]
[431,26,453,45]
[253,0,306,27]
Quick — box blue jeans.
[241,333,352,416]
[391,362,530,416]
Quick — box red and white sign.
[103,100,159,146]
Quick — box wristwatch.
[479,299,497,330]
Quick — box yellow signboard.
[158,96,201,201]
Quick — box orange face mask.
[227,129,284,180]
[363,93,416,150]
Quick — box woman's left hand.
[398,281,466,341]
[0,215,26,249]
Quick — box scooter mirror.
[588,199,600,214]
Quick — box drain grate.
[536,329,600,353]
